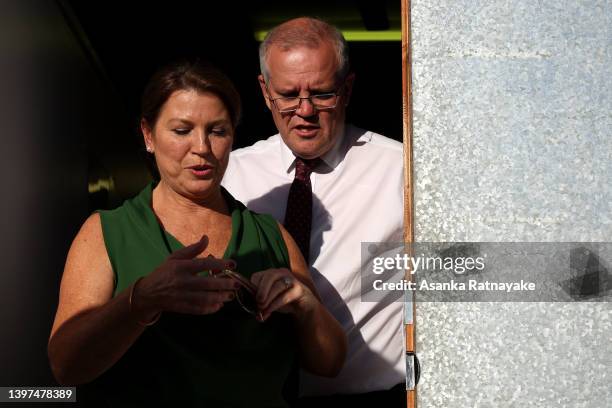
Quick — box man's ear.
[258,75,273,111]
[343,72,356,106]
[141,118,154,153]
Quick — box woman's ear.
[141,118,154,153]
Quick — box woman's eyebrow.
[166,117,231,127]
[208,118,231,127]
[167,118,193,126]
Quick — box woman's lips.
[188,165,213,177]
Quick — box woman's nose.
[192,132,211,155]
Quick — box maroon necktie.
[284,157,319,261]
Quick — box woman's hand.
[250,268,319,321]
[131,237,238,320]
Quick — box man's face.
[259,43,354,160]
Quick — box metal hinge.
[405,351,420,390]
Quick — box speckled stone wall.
[410,1,611,406]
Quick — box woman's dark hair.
[141,60,241,130]
[139,60,241,180]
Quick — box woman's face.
[142,89,234,202]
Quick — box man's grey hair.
[259,17,350,83]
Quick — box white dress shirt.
[222,124,405,396]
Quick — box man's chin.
[286,136,329,159]
[291,145,325,160]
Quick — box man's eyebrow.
[310,86,336,94]
[274,86,336,96]
[272,87,298,96]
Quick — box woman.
[48,61,346,407]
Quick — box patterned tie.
[284,157,320,261]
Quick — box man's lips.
[293,125,320,137]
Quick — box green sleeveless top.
[84,182,297,407]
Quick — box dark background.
[0,0,401,401]
[64,0,403,211]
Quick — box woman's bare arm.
[48,213,149,385]
[48,213,236,385]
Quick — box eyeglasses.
[213,269,263,320]
[265,85,343,114]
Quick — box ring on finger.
[281,276,293,290]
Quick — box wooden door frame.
[401,0,416,407]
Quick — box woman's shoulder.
[97,183,153,216]
[78,212,103,240]
[224,188,279,230]
[67,212,111,278]
[95,183,154,231]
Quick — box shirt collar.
[280,124,361,174]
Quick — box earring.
[146,146,153,153]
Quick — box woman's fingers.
[260,286,301,320]
[166,236,237,274]
[168,235,209,260]
[251,268,289,305]
[255,278,319,321]
[146,241,240,316]
[258,276,293,310]
[183,275,239,292]
[173,257,235,275]
[144,260,237,315]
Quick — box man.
[222,17,405,406]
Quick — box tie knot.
[294,157,320,181]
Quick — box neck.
[152,180,229,225]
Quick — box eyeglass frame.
[211,269,263,320]
[264,81,347,114]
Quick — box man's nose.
[295,97,316,117]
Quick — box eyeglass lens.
[275,94,338,112]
